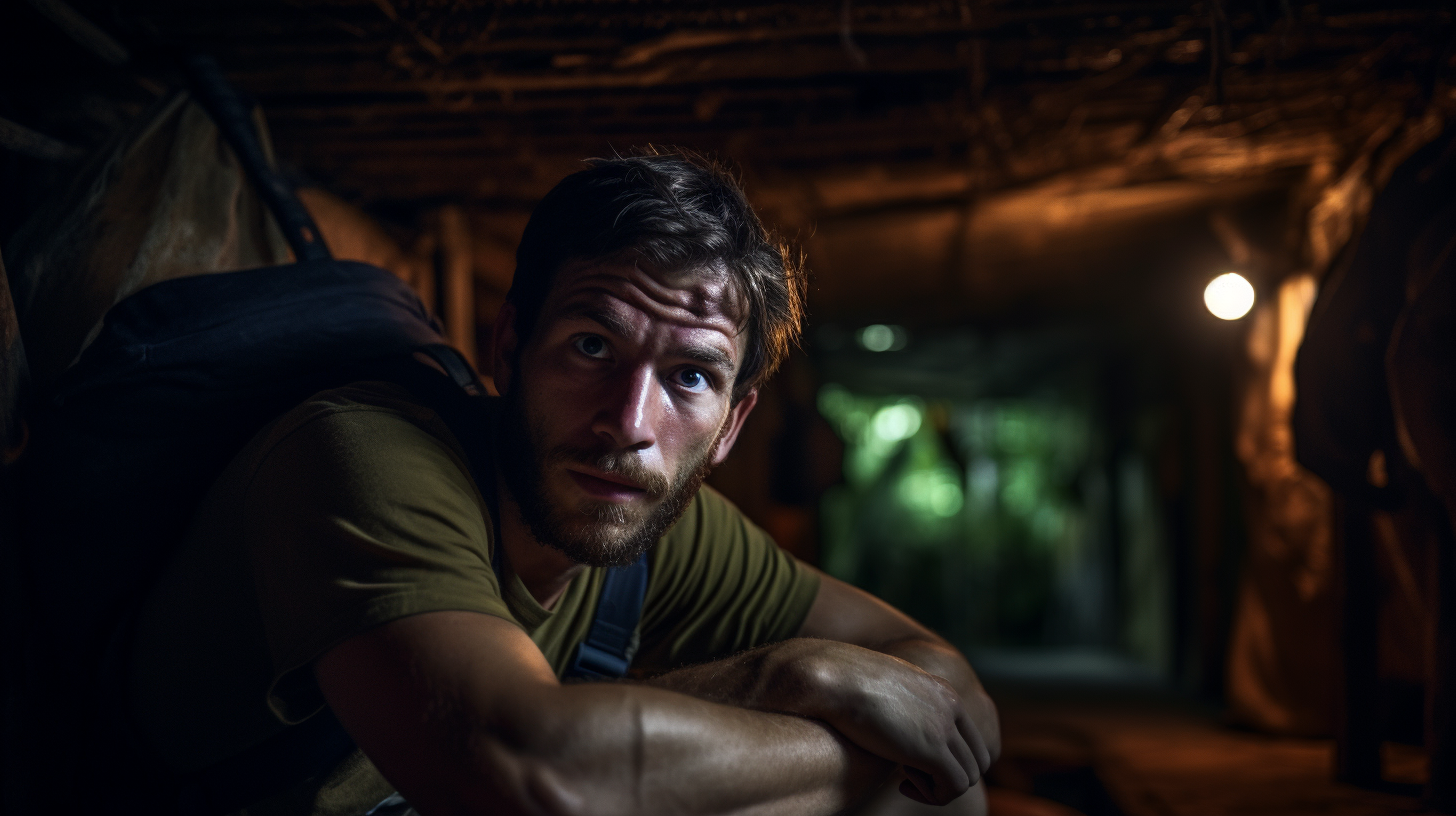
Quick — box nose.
[591,364,660,451]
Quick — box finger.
[945,728,978,786]
[922,748,971,805]
[941,748,973,799]
[957,713,993,779]
[898,778,930,804]
[901,767,941,805]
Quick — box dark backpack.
[15,55,646,815]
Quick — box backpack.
[15,54,646,815]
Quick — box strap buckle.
[567,641,632,681]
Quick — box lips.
[566,467,648,502]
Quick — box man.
[128,152,999,815]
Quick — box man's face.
[494,258,757,567]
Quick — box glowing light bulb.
[1204,272,1255,320]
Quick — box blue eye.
[574,335,608,358]
[676,369,710,393]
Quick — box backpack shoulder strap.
[413,343,485,397]
[564,554,651,681]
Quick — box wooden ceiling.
[3,1,1454,321]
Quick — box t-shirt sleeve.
[243,406,511,721]
[633,486,821,672]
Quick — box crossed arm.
[315,568,999,816]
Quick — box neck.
[494,476,586,610]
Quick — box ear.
[711,389,759,466]
[490,301,520,395]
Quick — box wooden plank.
[998,696,1425,816]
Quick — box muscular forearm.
[318,613,893,816]
[644,636,993,806]
[641,638,830,713]
[476,682,892,816]
[645,636,999,763]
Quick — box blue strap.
[565,553,650,680]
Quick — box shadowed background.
[3,2,1455,814]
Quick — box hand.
[794,641,992,806]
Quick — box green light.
[858,324,907,352]
[872,403,922,441]
[860,324,894,351]
[929,480,964,517]
[896,468,964,518]
[817,383,851,419]
[1001,459,1042,516]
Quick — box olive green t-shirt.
[128,382,819,815]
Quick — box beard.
[495,385,726,568]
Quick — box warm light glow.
[1204,272,1255,320]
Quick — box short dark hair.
[508,149,805,402]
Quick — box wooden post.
[1386,251,1456,811]
[411,231,438,318]
[438,205,476,366]
[1334,494,1383,787]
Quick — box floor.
[985,683,1432,816]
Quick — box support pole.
[438,205,476,366]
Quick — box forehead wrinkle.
[649,268,749,331]
[570,261,743,325]
[558,280,737,337]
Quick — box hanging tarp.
[1225,118,1452,737]
[5,92,291,389]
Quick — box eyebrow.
[677,344,736,376]
[569,305,737,377]
[570,306,633,339]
